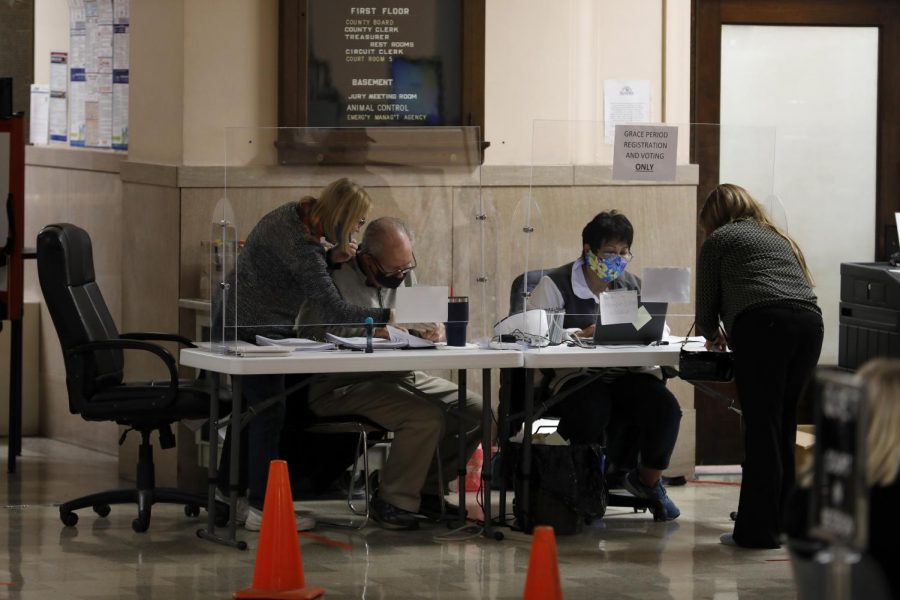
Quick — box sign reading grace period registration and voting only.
[612,124,678,182]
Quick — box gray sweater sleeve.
[229,202,390,340]
[290,239,390,325]
[695,234,722,339]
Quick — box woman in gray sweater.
[217,177,391,531]
[696,183,823,549]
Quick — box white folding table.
[180,345,523,548]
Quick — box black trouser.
[730,304,823,548]
[217,374,286,510]
[553,373,682,471]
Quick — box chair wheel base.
[93,504,111,517]
[60,511,79,527]
[132,516,150,533]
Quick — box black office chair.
[37,223,227,532]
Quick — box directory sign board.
[306,0,462,127]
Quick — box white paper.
[394,285,449,323]
[111,0,128,150]
[29,84,51,145]
[632,305,652,330]
[641,267,692,303]
[49,52,68,142]
[254,335,336,352]
[68,0,87,146]
[325,333,406,350]
[599,289,638,325]
[612,124,678,182]
[604,80,651,145]
[386,325,436,348]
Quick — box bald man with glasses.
[295,217,484,530]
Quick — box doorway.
[691,0,900,464]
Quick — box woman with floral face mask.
[527,210,684,521]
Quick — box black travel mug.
[445,296,469,346]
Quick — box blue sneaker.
[623,469,681,521]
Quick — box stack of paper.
[386,325,436,348]
[254,335,337,352]
[325,333,407,351]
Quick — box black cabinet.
[838,263,900,370]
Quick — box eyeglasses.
[598,250,634,262]
[369,252,417,278]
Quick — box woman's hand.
[328,240,359,264]
[705,328,728,351]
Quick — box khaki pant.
[308,371,485,513]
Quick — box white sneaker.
[214,490,250,525]
[244,506,316,532]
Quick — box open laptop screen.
[593,300,668,346]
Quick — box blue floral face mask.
[586,250,628,282]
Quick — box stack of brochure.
[254,335,337,352]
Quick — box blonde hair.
[857,358,900,486]
[307,178,372,254]
[699,183,815,286]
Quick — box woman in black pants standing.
[696,183,823,549]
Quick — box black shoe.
[371,495,419,530]
[418,494,467,521]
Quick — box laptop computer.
[592,300,668,345]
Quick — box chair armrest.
[120,331,197,348]
[68,339,179,406]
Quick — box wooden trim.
[0,115,25,321]
[462,0,486,136]
[278,0,485,143]
[693,0,900,258]
[278,0,307,127]
[691,0,900,464]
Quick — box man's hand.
[575,324,595,339]
[328,240,359,264]
[374,326,395,339]
[417,322,445,343]
[705,328,728,351]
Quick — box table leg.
[7,318,23,474]
[197,374,246,550]
[520,368,535,532]
[497,368,511,524]
[228,376,243,542]
[204,374,220,534]
[457,369,467,523]
[480,368,495,539]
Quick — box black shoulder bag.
[677,323,735,382]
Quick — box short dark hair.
[581,211,633,251]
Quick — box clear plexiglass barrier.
[208,126,498,354]
[504,120,778,349]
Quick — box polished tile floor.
[0,438,800,599]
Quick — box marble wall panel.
[24,164,123,456]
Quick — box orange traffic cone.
[522,526,563,600]
[234,460,325,599]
